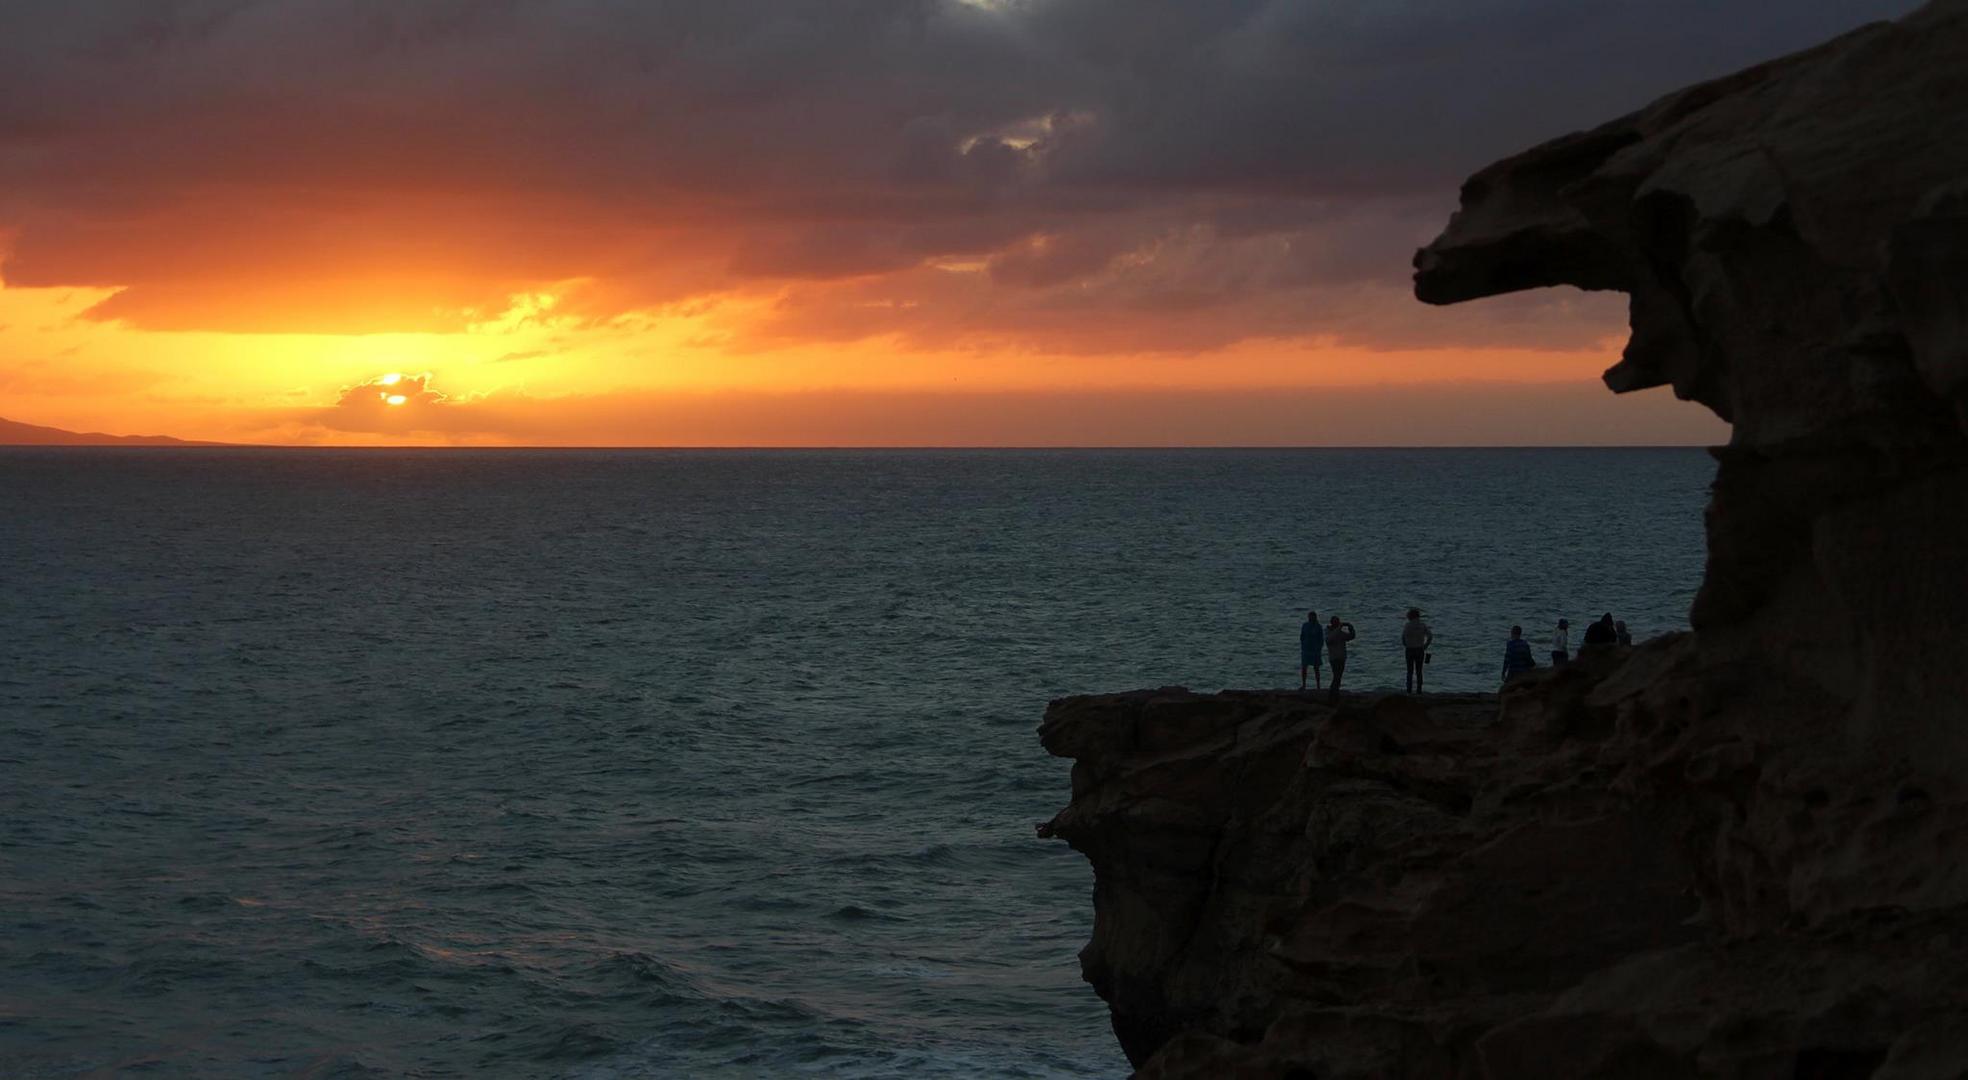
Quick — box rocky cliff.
[1041,3,1968,1075]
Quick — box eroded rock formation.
[1043,3,1968,1075]
[1417,0,1968,740]
[1043,672,1968,1077]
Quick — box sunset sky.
[0,1,1916,446]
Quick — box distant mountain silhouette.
[0,416,223,446]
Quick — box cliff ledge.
[1042,3,1968,1075]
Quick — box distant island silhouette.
[0,416,223,446]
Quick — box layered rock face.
[1042,677,1968,1076]
[1043,4,1968,1075]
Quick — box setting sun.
[0,0,1774,448]
[5,5,1956,1080]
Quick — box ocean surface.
[0,448,1712,1078]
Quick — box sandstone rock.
[1042,684,1704,1076]
[1044,681,1968,1076]
[1415,0,1968,940]
[1044,3,1968,1074]
[1415,0,1968,743]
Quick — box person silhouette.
[1299,610,1323,690]
[1502,625,1537,683]
[1401,608,1433,694]
[1550,618,1571,666]
[1583,612,1618,650]
[1615,620,1632,646]
[1324,616,1357,702]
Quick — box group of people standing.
[1299,608,1435,700]
[1302,609,1634,698]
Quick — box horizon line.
[1,442,1719,451]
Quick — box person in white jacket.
[1551,618,1571,666]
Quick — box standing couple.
[1299,611,1357,701]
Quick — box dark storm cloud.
[0,0,1923,344]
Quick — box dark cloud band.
[0,0,1920,349]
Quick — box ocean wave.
[824,904,908,924]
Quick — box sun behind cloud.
[318,372,449,431]
[375,372,410,406]
[2,1,1881,446]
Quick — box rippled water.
[0,448,1711,1078]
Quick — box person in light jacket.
[1551,618,1571,666]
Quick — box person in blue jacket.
[1502,625,1538,684]
[1299,610,1323,690]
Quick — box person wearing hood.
[1583,612,1619,650]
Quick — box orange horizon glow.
[0,274,1726,447]
[6,2,1826,449]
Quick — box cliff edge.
[1041,3,1968,1075]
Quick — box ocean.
[0,448,1711,1078]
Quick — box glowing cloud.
[0,1,1915,445]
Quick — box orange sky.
[0,273,1727,445]
[2,2,1897,446]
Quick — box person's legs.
[1300,664,1308,690]
[1328,659,1345,700]
[1404,648,1422,693]
[1414,647,1425,693]
[1313,662,1321,690]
